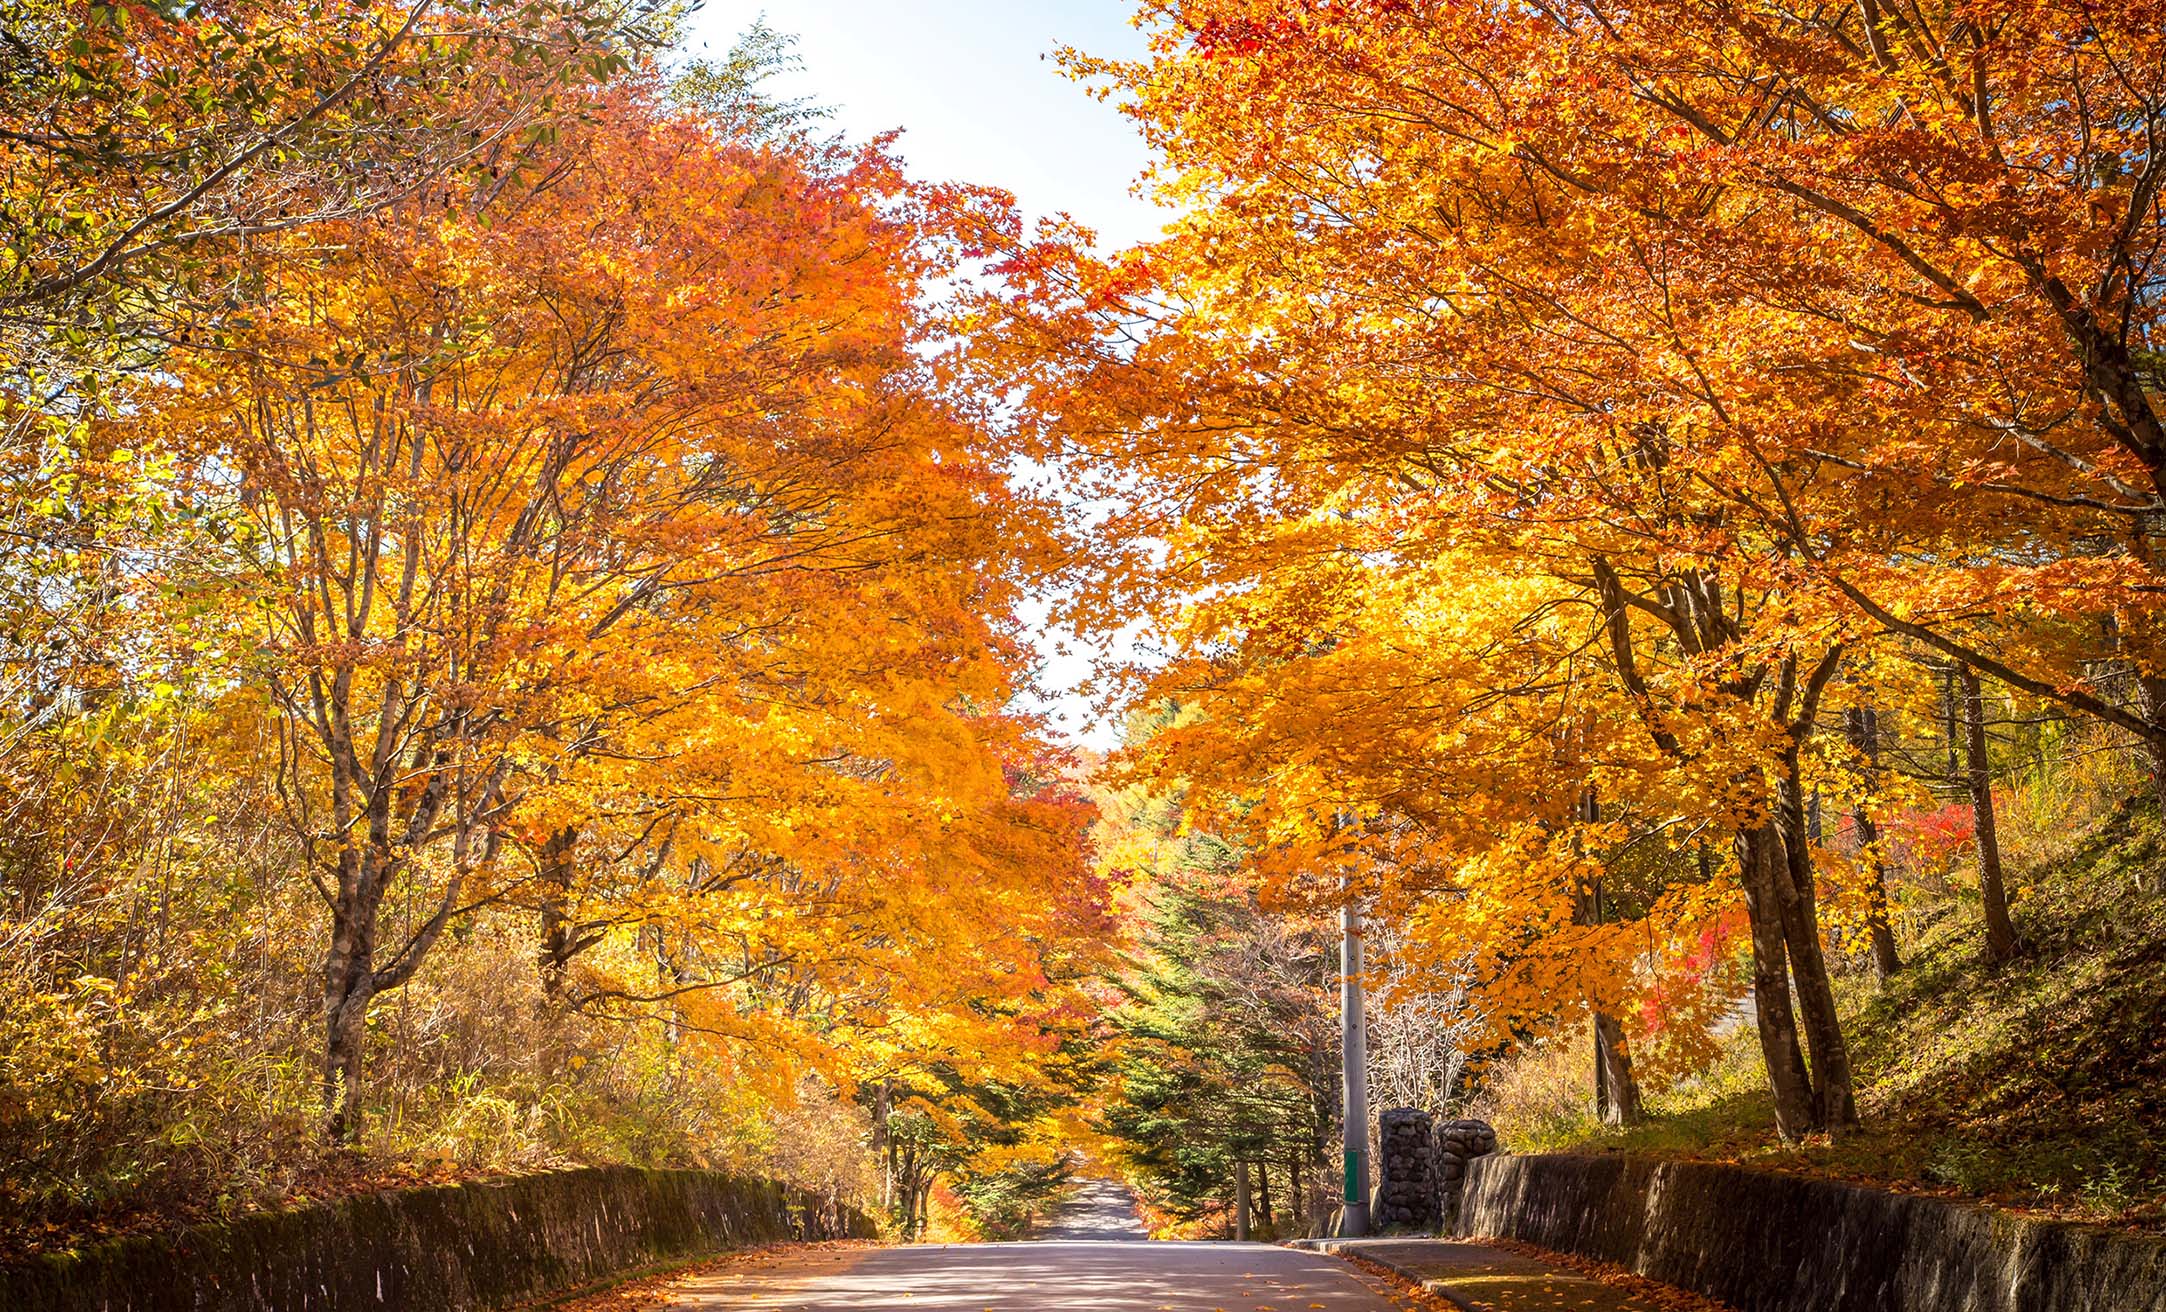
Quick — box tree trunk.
[873,1079,894,1211]
[1286,1146,1304,1222]
[1592,1010,1643,1126]
[898,1140,918,1239]
[1845,707,1903,980]
[1961,665,2021,964]
[321,847,383,1141]
[309,715,499,1142]
[1775,758,1859,1129]
[1735,824,1816,1139]
[1579,787,1644,1126]
[321,946,373,1141]
[1944,667,1963,788]
[2133,671,2166,821]
[535,826,580,997]
[1309,1037,1332,1187]
[1594,1012,1606,1112]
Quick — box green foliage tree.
[1092,756,1336,1235]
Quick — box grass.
[1485,792,2166,1232]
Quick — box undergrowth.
[1478,786,2166,1232]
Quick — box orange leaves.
[968,0,2164,1112]
[65,71,1110,1138]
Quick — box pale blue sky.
[682,3,1167,749]
[683,2,1168,250]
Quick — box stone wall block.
[1375,1108,1442,1230]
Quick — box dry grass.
[0,896,880,1258]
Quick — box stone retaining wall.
[0,1166,875,1312]
[1456,1152,2166,1312]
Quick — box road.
[659,1241,1408,1311]
[1031,1175,1151,1240]
[660,1177,1406,1310]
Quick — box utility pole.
[1338,891,1371,1237]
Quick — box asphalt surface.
[1031,1176,1151,1240]
[660,1241,1408,1311]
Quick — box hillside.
[1488,795,2166,1232]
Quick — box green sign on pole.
[1344,1149,1361,1204]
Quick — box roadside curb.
[1291,1239,1480,1311]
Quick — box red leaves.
[1888,802,1983,881]
[1187,16,1292,60]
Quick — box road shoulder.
[534,1241,879,1312]
[1299,1237,1722,1312]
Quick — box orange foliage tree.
[101,78,1099,1141]
[6,4,1104,1245]
[964,0,2165,1139]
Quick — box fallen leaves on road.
[532,1240,881,1312]
[1480,1238,1736,1312]
[1332,1253,1465,1312]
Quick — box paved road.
[1032,1176,1149,1240]
[661,1242,1407,1311]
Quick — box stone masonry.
[1433,1116,1499,1225]
[1372,1108,1498,1232]
[1376,1108,1441,1229]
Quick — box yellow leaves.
[6,71,1114,1173]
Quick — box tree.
[1960,665,2024,965]
[0,0,658,325]
[4,9,1114,1244]
[959,0,2166,1142]
[108,80,1078,1138]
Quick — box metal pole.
[1339,893,1371,1237]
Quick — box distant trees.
[1088,751,1498,1235]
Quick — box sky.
[682,3,1167,247]
[682,2,1172,750]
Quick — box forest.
[4,0,2163,1260]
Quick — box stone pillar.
[1433,1117,1499,1229]
[1374,1107,1440,1231]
